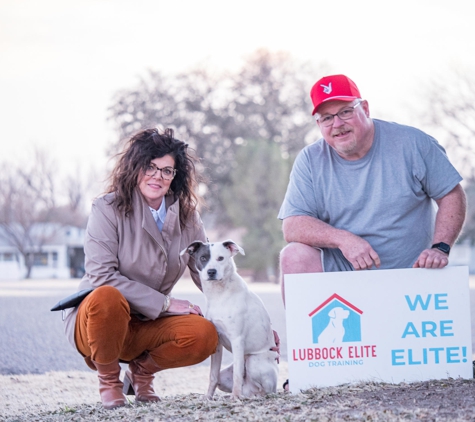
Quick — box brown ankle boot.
[93,360,127,410]
[123,352,161,402]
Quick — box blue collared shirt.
[149,197,167,232]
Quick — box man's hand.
[413,248,449,269]
[339,233,381,270]
[270,330,280,363]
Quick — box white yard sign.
[284,266,472,393]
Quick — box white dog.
[317,307,350,344]
[181,240,278,399]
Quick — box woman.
[63,128,218,409]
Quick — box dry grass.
[1,363,475,421]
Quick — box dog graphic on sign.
[309,294,363,344]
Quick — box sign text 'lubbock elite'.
[284,266,472,393]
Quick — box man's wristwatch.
[431,242,451,255]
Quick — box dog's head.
[328,307,350,320]
[180,240,245,281]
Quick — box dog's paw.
[204,394,214,401]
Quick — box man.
[279,74,467,299]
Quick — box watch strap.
[431,242,450,255]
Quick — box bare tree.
[0,162,55,278]
[421,67,475,244]
[0,148,89,278]
[60,164,103,227]
[422,68,475,180]
[108,49,322,222]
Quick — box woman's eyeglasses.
[144,164,176,180]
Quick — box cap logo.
[321,82,332,94]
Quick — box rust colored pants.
[74,285,218,370]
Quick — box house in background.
[0,222,473,280]
[0,224,85,280]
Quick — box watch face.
[433,242,450,254]
[439,244,450,253]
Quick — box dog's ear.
[180,241,204,257]
[222,240,245,256]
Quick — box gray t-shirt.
[278,119,462,271]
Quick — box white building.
[0,224,86,280]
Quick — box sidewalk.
[0,279,79,297]
[0,276,282,296]
[0,272,472,296]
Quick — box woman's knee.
[84,285,130,320]
[200,318,219,354]
[181,317,219,362]
[89,285,123,300]
[76,286,131,363]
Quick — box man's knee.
[280,242,323,274]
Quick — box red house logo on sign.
[309,294,363,344]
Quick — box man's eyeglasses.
[144,164,176,180]
[315,101,363,127]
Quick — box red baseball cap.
[310,74,361,115]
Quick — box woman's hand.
[167,298,203,316]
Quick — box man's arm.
[413,184,467,268]
[282,216,380,270]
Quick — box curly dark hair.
[106,127,201,229]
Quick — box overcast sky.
[1,0,474,190]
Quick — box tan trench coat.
[63,188,206,349]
